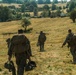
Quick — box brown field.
[0,17,76,75]
[0,3,21,8]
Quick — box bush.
[50,12,56,18]
[23,13,30,18]
[51,3,57,10]
[63,6,66,9]
[58,6,62,10]
[38,7,43,11]
[43,5,50,10]
[22,18,31,31]
[70,9,76,23]
[16,13,22,20]
[0,6,12,22]
[8,5,16,9]
[33,7,38,16]
[41,10,50,17]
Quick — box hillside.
[0,17,76,75]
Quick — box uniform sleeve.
[8,41,13,57]
[25,37,30,50]
[38,35,40,43]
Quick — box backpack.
[68,34,76,47]
[11,34,29,53]
[71,35,76,46]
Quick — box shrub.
[70,9,76,23]
[22,18,31,32]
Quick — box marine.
[62,29,76,64]
[37,31,46,52]
[8,29,31,75]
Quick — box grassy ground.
[0,17,76,75]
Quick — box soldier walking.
[8,29,31,75]
[62,29,76,64]
[37,31,46,52]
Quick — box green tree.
[22,18,31,31]
[56,9,61,17]
[69,1,76,12]
[38,0,43,4]
[70,9,76,23]
[45,0,51,4]
[51,3,57,10]
[53,0,58,3]
[21,1,37,12]
[3,0,8,3]
[29,1,37,12]
[21,4,26,12]
[16,13,22,20]
[33,7,38,16]
[3,0,16,3]
[43,5,50,10]
[0,6,12,22]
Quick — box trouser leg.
[11,66,16,75]
[17,65,24,75]
[70,49,76,64]
[28,47,32,56]
[73,54,76,64]
[16,55,26,75]
[40,44,44,52]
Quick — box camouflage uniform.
[38,31,46,52]
[8,30,31,75]
[27,40,32,56]
[62,31,76,63]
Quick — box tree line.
[1,0,68,4]
[0,0,76,23]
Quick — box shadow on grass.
[24,28,33,33]
[2,28,33,36]
[2,32,17,36]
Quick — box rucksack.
[11,34,29,53]
[68,34,76,47]
[71,35,76,46]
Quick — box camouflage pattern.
[38,31,46,52]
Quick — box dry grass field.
[0,17,76,75]
[0,3,21,8]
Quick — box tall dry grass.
[0,17,76,75]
